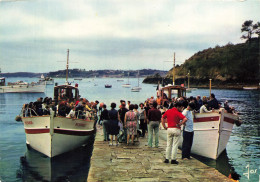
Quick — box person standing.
[161,102,187,164]
[107,103,119,146]
[182,103,196,159]
[100,104,110,141]
[118,102,128,143]
[147,102,161,148]
[124,104,137,145]
[139,103,146,137]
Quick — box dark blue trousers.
[182,130,194,159]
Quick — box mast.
[138,70,139,87]
[188,70,190,89]
[172,52,175,85]
[209,79,212,96]
[66,49,69,84]
[128,72,130,84]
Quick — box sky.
[0,0,259,73]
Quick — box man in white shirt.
[200,101,213,113]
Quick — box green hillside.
[178,38,259,83]
[144,38,259,88]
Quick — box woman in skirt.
[124,104,138,145]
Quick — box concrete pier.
[88,127,232,182]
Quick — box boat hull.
[0,83,45,93]
[22,115,96,157]
[161,109,239,159]
[122,84,131,88]
[44,80,54,85]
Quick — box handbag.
[118,121,123,131]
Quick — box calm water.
[0,77,259,182]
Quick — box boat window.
[163,90,168,99]
[0,78,5,86]
[170,89,178,99]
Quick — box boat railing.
[22,108,39,117]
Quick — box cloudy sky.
[0,0,259,73]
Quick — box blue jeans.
[148,121,159,147]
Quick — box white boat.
[122,84,131,88]
[0,78,45,93]
[21,103,96,158]
[19,49,96,158]
[186,88,197,93]
[122,72,131,88]
[179,109,239,159]
[131,88,140,92]
[39,74,54,85]
[243,86,258,90]
[131,70,142,91]
[158,84,241,159]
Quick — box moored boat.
[105,84,112,88]
[122,72,131,88]
[74,78,83,81]
[0,78,45,93]
[19,49,96,158]
[39,74,54,85]
[131,70,142,91]
[122,84,131,88]
[243,86,258,90]
[131,87,140,92]
[158,84,241,159]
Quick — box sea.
[0,77,259,182]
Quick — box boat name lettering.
[75,123,86,127]
[25,121,33,125]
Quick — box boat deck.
[88,127,232,182]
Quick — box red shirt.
[162,107,185,129]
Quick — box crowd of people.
[22,96,99,121]
[22,92,237,167]
[97,93,237,164]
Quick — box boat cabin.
[159,84,186,100]
[54,84,79,104]
[0,78,5,86]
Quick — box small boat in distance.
[122,72,131,88]
[105,84,112,88]
[117,79,124,82]
[131,70,142,91]
[39,74,54,85]
[74,78,83,81]
[243,86,258,90]
[0,78,45,93]
[131,88,140,92]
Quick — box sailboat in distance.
[131,71,142,92]
[122,72,131,88]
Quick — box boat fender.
[235,119,242,127]
[15,115,22,122]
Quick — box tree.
[241,20,260,41]
[253,22,260,37]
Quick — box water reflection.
[193,150,240,178]
[0,94,7,114]
[17,140,94,182]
